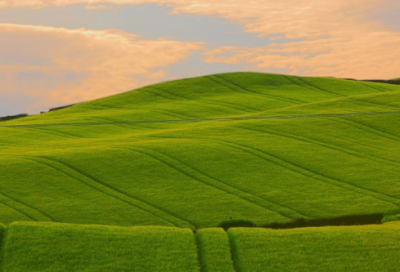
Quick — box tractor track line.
[1,111,400,129]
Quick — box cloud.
[204,33,400,79]
[1,0,399,79]
[0,23,203,114]
[85,4,114,10]
[198,0,400,79]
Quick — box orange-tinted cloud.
[0,24,203,113]
[1,0,399,79]
[204,32,400,79]
[196,0,400,79]
[85,4,114,10]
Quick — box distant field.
[0,221,399,272]
[1,72,400,229]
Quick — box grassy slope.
[0,221,398,272]
[5,72,400,125]
[1,72,400,228]
[229,221,400,272]
[1,222,199,272]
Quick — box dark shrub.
[0,114,28,121]
[218,219,256,231]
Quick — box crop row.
[0,221,399,272]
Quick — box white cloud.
[0,24,203,113]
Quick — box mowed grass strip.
[1,222,200,272]
[195,228,235,272]
[228,222,400,272]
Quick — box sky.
[1,0,400,116]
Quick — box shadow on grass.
[343,78,400,85]
[217,214,384,231]
[261,214,384,229]
[219,220,256,231]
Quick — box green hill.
[1,72,400,230]
[0,221,399,272]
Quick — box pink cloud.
[85,4,114,10]
[0,23,203,113]
[1,0,399,79]
[199,0,400,79]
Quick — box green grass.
[1,222,199,272]
[0,222,398,271]
[228,221,400,272]
[1,72,400,229]
[0,223,4,266]
[195,228,235,272]
[4,72,400,126]
[382,212,400,223]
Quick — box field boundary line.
[225,141,400,208]
[122,148,206,226]
[148,86,248,118]
[42,156,194,227]
[218,74,305,104]
[350,99,400,111]
[0,195,37,222]
[214,75,303,105]
[340,118,400,142]
[195,95,257,113]
[0,183,54,222]
[206,76,262,110]
[153,147,298,218]
[27,156,191,228]
[212,140,313,218]
[143,88,174,101]
[20,126,81,139]
[130,146,293,220]
[189,138,310,218]
[357,81,387,92]
[150,86,190,101]
[290,76,340,97]
[239,125,400,168]
[159,109,194,119]
[329,118,400,144]
[298,77,342,96]
[1,111,400,128]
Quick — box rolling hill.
[1,72,400,229]
[2,72,400,271]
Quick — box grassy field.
[1,72,400,270]
[1,72,400,230]
[1,72,400,228]
[196,228,235,272]
[229,221,400,272]
[0,222,398,271]
[1,222,199,272]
